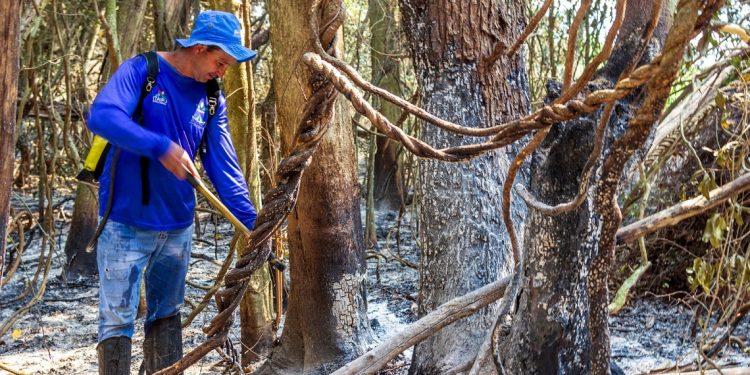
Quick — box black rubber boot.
[143,314,183,374]
[97,336,132,375]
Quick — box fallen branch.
[0,362,28,375]
[331,276,510,375]
[616,173,750,243]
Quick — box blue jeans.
[97,220,193,342]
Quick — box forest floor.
[0,187,749,374]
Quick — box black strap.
[87,51,160,251]
[139,51,159,205]
[122,52,218,207]
[200,78,221,156]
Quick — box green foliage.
[609,262,651,315]
[687,254,750,295]
[686,257,716,294]
[701,213,727,249]
[697,172,718,200]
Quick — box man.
[87,10,257,375]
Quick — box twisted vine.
[154,3,344,373]
[153,0,726,373]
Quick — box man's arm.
[87,56,173,161]
[202,97,257,230]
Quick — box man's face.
[191,46,237,82]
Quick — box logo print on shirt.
[191,101,207,128]
[152,89,168,105]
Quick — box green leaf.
[698,173,718,200]
[715,92,726,109]
[697,260,716,294]
[609,262,651,315]
[702,213,726,248]
[733,204,745,226]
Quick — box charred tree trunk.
[368,0,403,211]
[257,1,372,373]
[399,0,530,372]
[502,1,674,373]
[0,0,21,285]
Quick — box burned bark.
[399,0,530,372]
[502,1,677,373]
[63,185,99,278]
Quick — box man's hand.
[159,142,199,180]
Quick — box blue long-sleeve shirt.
[87,53,256,231]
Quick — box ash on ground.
[1,197,748,374]
[611,297,750,374]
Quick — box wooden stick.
[331,276,510,375]
[0,362,29,375]
[617,173,750,243]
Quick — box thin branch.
[0,362,29,375]
[484,0,554,68]
[563,0,593,89]
[557,0,626,103]
[617,173,750,243]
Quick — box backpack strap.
[134,51,159,122]
[91,52,159,181]
[199,78,221,156]
[139,51,159,205]
[86,51,160,252]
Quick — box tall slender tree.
[258,0,373,372]
[0,0,21,285]
[368,0,403,211]
[398,0,530,372]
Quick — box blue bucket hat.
[176,10,257,63]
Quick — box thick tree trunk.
[258,1,372,373]
[502,98,602,373]
[399,0,530,373]
[502,1,673,373]
[0,0,21,286]
[368,0,402,211]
